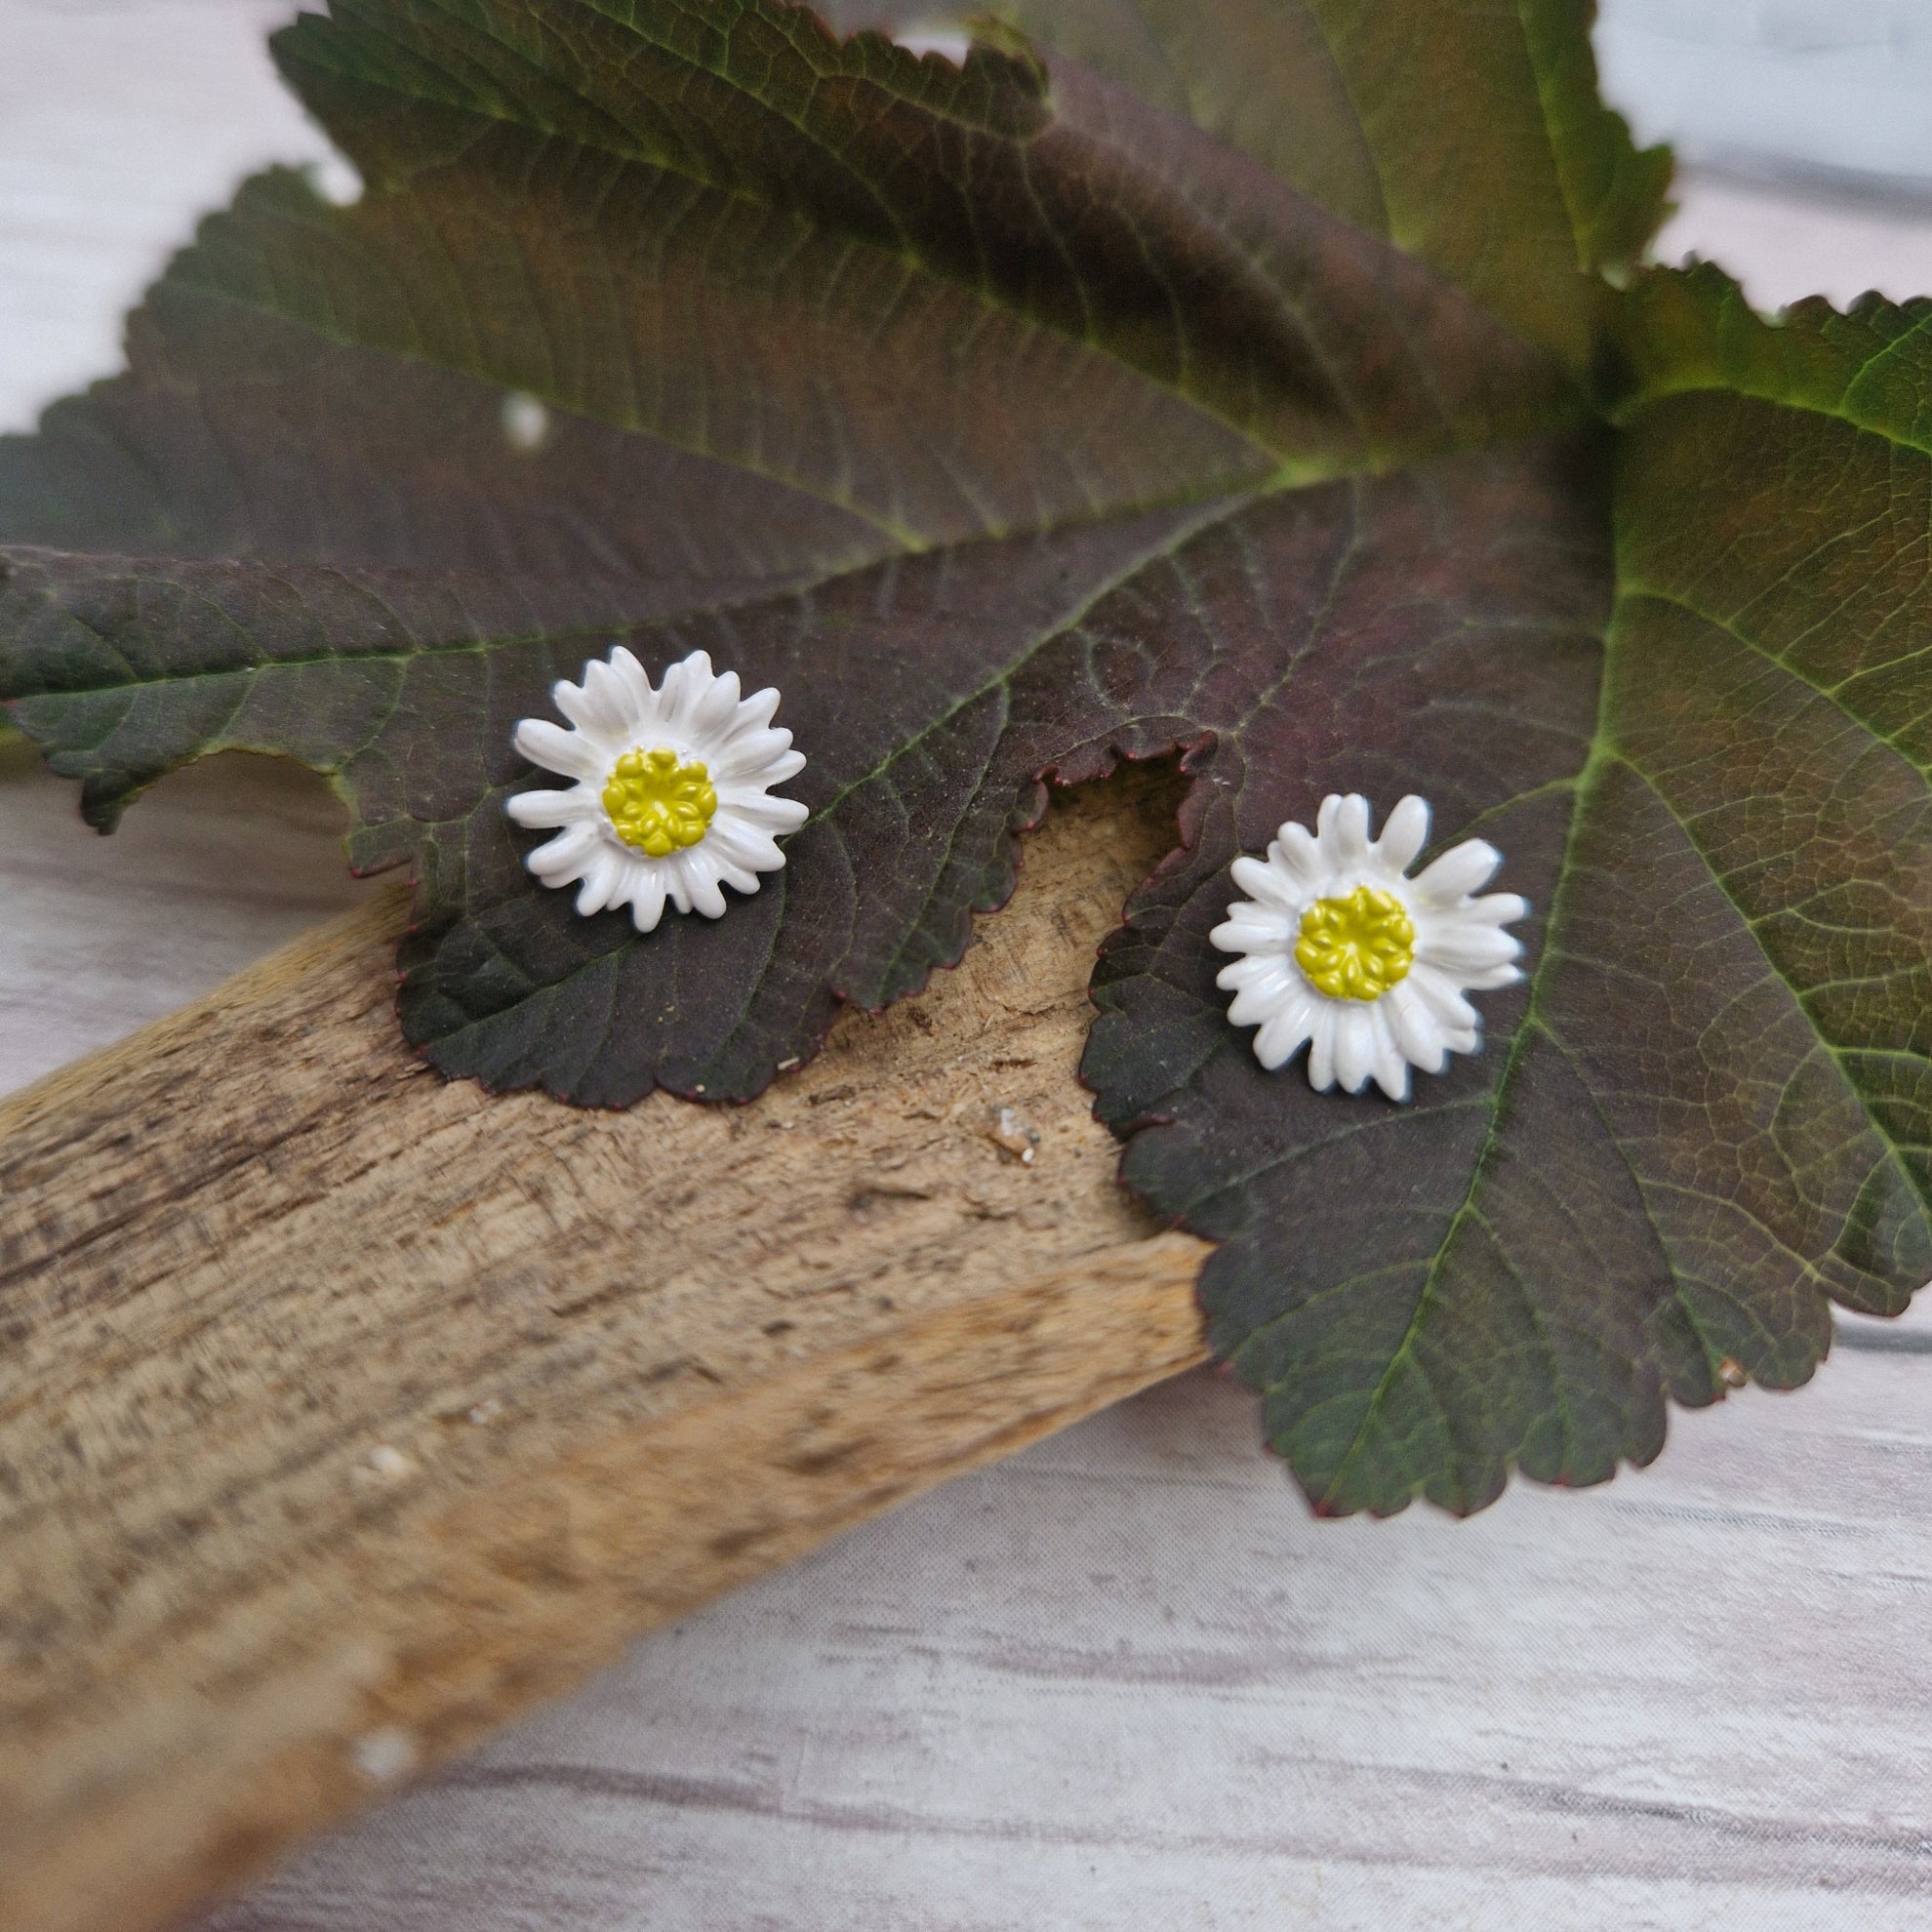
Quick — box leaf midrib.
[1618,582,1932,780]
[1623,369,1932,464]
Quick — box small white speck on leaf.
[305,153,365,208]
[361,1444,415,1481]
[353,1727,418,1783]
[466,1397,504,1426]
[501,391,551,453]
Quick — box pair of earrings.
[509,650,1526,1104]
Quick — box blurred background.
[1597,0,1932,189]
[8,5,1932,1930]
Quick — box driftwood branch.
[0,765,1210,1932]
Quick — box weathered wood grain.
[0,767,1210,1932]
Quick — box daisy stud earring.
[506,647,808,931]
[1209,793,1527,1103]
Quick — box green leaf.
[1090,270,1932,1512]
[3,0,1926,1515]
[825,0,1672,368]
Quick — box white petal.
[1230,854,1298,910]
[1408,962,1480,1035]
[689,666,743,738]
[1463,962,1523,992]
[551,674,624,742]
[620,867,665,933]
[548,676,592,732]
[1419,921,1523,977]
[659,651,715,730]
[608,646,662,723]
[729,687,783,733]
[1385,980,1447,1073]
[705,818,785,874]
[574,847,624,916]
[580,657,641,736]
[506,785,596,829]
[1227,960,1300,1027]
[1368,1004,1413,1103]
[1320,793,1373,870]
[1216,954,1269,991]
[723,791,810,834]
[1220,954,1297,1001]
[526,823,600,881]
[1253,992,1315,1070]
[512,718,603,781]
[1306,1003,1339,1092]
[1375,794,1430,874]
[1211,910,1256,956]
[1412,836,1504,906]
[1273,823,1327,893]
[1332,1001,1375,1095]
[1210,907,1291,955]
[1465,890,1530,927]
[672,848,730,919]
[711,731,800,784]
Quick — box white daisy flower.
[506,647,808,931]
[1209,793,1528,1104]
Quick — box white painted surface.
[0,0,327,436]
[0,744,376,1094]
[6,4,1932,1927]
[196,1341,1932,1930]
[1651,172,1932,311]
[1596,0,1932,189]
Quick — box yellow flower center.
[1295,886,1416,1001]
[601,747,718,858]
